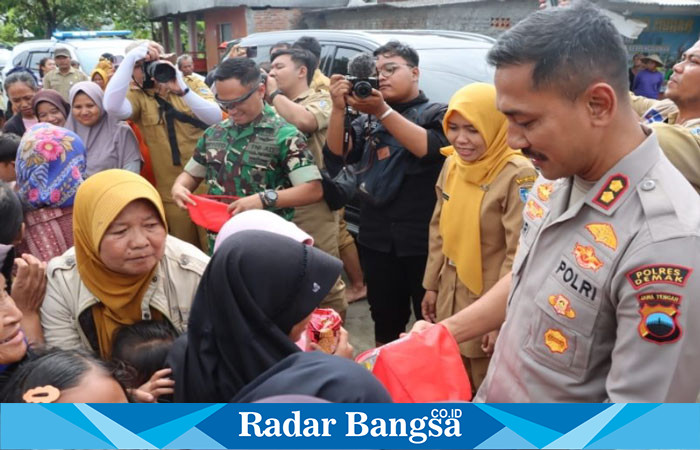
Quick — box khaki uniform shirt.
[424,157,536,357]
[43,68,88,101]
[311,69,330,92]
[475,132,700,402]
[41,236,209,353]
[631,94,700,193]
[126,77,215,203]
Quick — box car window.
[319,45,334,74]
[331,46,363,76]
[74,46,124,73]
[12,51,28,67]
[28,52,51,71]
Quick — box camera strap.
[152,94,209,166]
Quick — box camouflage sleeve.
[184,132,208,178]
[278,125,321,186]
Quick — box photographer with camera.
[324,41,448,345]
[104,41,222,250]
[266,47,347,317]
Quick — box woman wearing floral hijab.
[15,123,86,262]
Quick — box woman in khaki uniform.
[421,83,536,392]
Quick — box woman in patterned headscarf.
[14,122,86,262]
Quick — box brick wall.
[250,8,303,34]
[304,0,535,38]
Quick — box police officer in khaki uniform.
[43,46,88,101]
[104,41,223,251]
[266,47,347,317]
[630,39,700,194]
[412,3,700,402]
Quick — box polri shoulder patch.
[626,264,692,290]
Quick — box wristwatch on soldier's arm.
[259,189,278,209]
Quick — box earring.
[22,385,61,403]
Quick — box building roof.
[608,0,700,5]
[148,0,347,19]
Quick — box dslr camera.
[345,76,378,99]
[142,60,176,89]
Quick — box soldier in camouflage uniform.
[172,57,323,252]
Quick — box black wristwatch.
[268,89,283,104]
[259,189,278,209]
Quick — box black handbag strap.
[153,95,209,166]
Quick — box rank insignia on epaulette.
[515,175,537,186]
[593,173,629,210]
[585,223,618,251]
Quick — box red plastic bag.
[185,194,238,233]
[355,324,472,402]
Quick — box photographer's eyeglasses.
[215,84,260,110]
[377,63,415,78]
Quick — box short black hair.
[373,40,419,67]
[112,320,178,388]
[271,48,317,86]
[214,57,261,87]
[293,36,322,59]
[487,0,629,100]
[0,348,128,403]
[0,132,20,163]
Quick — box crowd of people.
[0,0,698,405]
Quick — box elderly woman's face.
[0,274,27,365]
[99,200,167,276]
[92,73,105,90]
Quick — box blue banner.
[1,403,699,449]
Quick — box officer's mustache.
[522,147,548,161]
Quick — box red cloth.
[15,207,74,262]
[127,120,156,187]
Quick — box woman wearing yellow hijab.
[41,169,209,359]
[421,83,537,392]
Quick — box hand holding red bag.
[355,324,472,402]
[185,194,238,233]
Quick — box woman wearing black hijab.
[168,230,367,402]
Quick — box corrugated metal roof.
[149,0,347,19]
[607,0,700,6]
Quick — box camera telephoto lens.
[353,81,373,99]
[152,63,176,83]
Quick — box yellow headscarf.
[90,59,113,90]
[439,83,526,295]
[73,169,167,358]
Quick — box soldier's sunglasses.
[215,84,260,110]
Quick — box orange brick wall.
[204,7,247,71]
[251,8,302,33]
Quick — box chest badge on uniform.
[548,294,576,319]
[585,223,618,251]
[525,199,545,220]
[637,292,682,344]
[593,173,629,210]
[573,243,604,271]
[536,183,554,202]
[544,328,569,353]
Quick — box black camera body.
[346,76,378,99]
[142,61,176,89]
